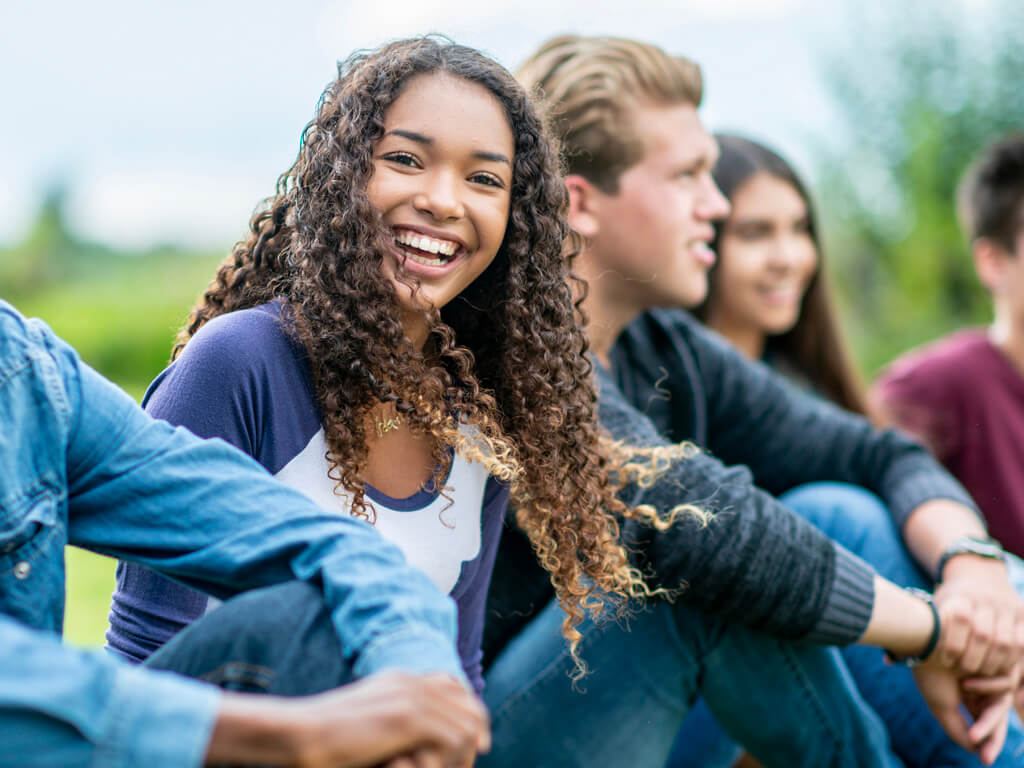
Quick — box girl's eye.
[734,223,771,240]
[383,151,420,168]
[470,172,505,189]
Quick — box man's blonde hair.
[518,35,703,193]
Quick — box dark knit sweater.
[482,309,979,666]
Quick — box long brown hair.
[174,37,693,671]
[695,134,868,415]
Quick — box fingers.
[412,747,444,768]
[934,580,1024,677]
[386,746,467,768]
[938,596,974,668]
[967,693,1011,751]
[980,610,1016,676]
[301,671,489,767]
[404,676,489,761]
[1015,617,1024,677]
[960,603,995,674]
[931,703,975,753]
[962,678,1016,696]
[970,695,1012,767]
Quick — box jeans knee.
[781,482,892,543]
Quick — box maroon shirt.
[873,329,1024,558]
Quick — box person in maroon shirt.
[874,134,1024,559]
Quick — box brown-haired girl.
[107,37,681,694]
[694,133,868,415]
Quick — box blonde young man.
[480,36,1024,768]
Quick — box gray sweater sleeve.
[674,312,980,530]
[597,369,875,645]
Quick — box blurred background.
[3,0,1022,647]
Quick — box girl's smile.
[390,225,466,271]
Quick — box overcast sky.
[0,0,890,250]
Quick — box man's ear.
[565,174,602,239]
[973,237,1009,294]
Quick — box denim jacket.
[0,301,463,767]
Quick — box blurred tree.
[817,0,1024,375]
[0,184,76,297]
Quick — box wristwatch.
[935,536,1006,582]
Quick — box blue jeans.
[668,483,1024,768]
[481,588,900,768]
[146,580,353,695]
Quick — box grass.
[65,549,118,647]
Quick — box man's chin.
[650,286,708,312]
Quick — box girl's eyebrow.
[385,129,433,144]
[474,151,511,165]
[383,129,511,165]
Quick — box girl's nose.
[413,171,465,221]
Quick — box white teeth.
[394,229,459,258]
[407,253,445,267]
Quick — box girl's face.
[712,172,818,337]
[367,72,515,342]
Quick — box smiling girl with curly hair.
[107,36,689,693]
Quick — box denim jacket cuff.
[353,627,468,688]
[95,661,222,768]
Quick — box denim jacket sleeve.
[0,304,464,766]
[62,357,463,680]
[0,613,221,768]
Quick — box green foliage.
[11,255,222,398]
[3,194,224,399]
[818,0,1024,375]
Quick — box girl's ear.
[565,175,601,239]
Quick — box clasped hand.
[913,560,1024,765]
